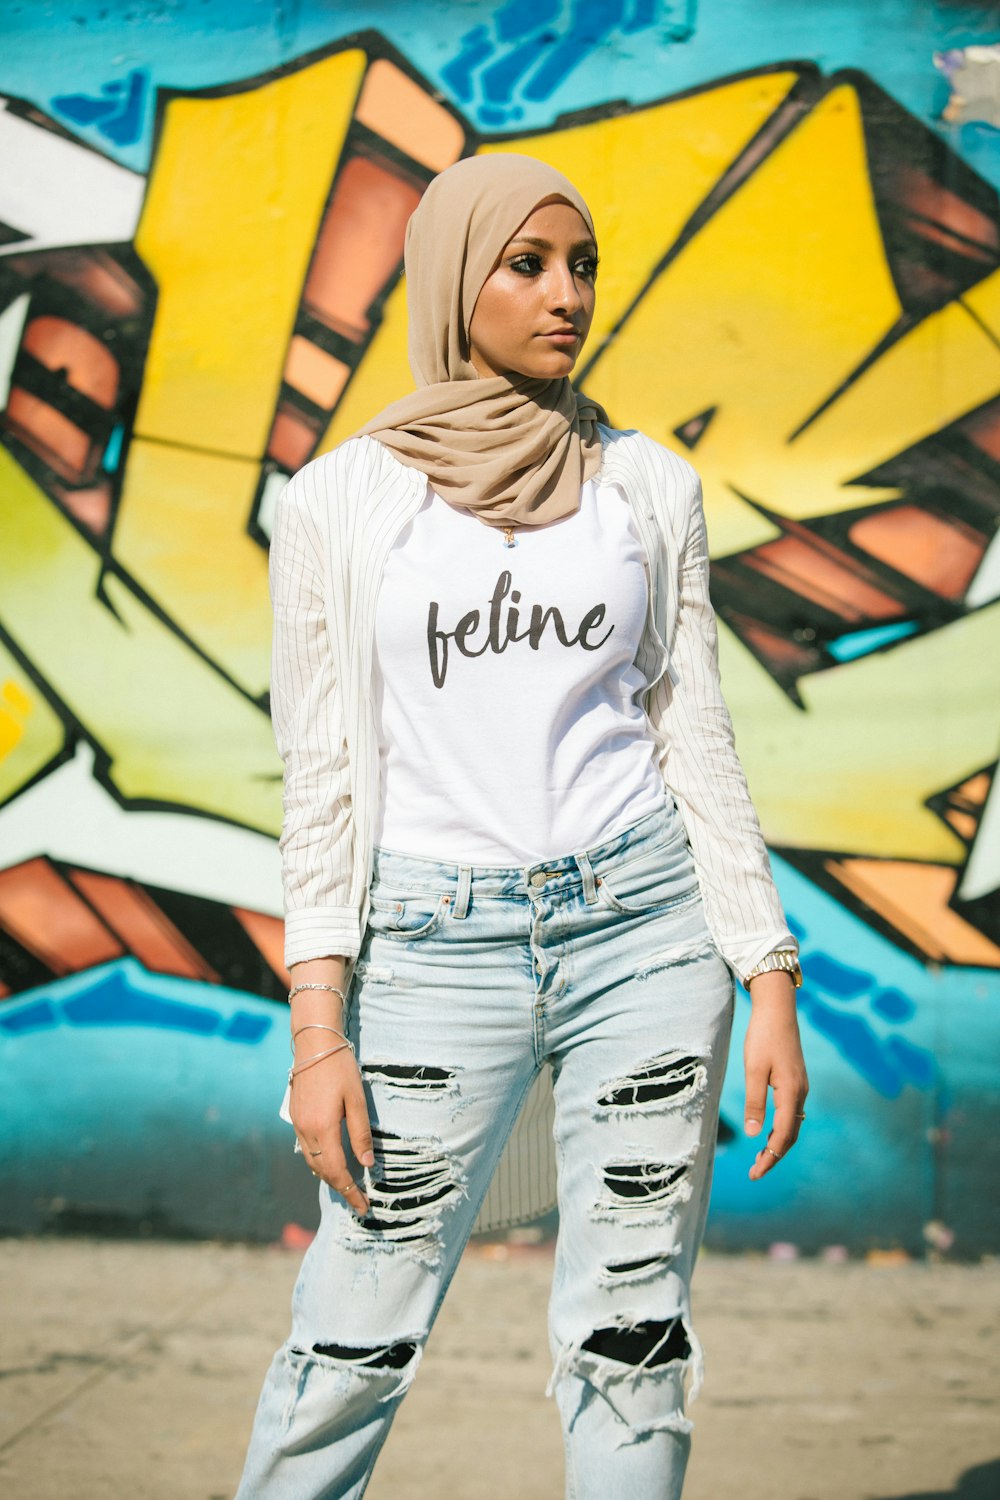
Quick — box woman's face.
[467,197,598,380]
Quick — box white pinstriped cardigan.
[269,425,797,1228]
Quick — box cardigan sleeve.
[268,467,362,968]
[649,463,798,983]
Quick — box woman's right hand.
[290,1045,375,1217]
[286,966,375,1218]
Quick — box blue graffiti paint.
[871,986,916,1023]
[715,853,997,1245]
[827,620,921,661]
[0,972,294,1239]
[0,960,274,1045]
[64,977,219,1033]
[801,951,873,998]
[475,0,563,117]
[445,0,695,123]
[442,27,497,104]
[622,0,658,34]
[521,0,629,103]
[884,1032,936,1090]
[102,423,125,474]
[784,952,936,1099]
[481,34,560,114]
[2,0,993,196]
[224,1011,271,1042]
[798,991,935,1098]
[0,999,57,1035]
[767,870,941,1102]
[52,68,148,147]
[496,0,562,45]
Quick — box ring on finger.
[764,1145,783,1160]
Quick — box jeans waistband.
[370,792,687,904]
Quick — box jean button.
[530,871,547,888]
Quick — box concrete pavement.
[0,1236,997,1499]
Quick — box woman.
[235,152,808,1499]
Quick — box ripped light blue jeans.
[235,794,736,1500]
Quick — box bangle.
[288,982,347,1003]
[288,1040,355,1082]
[290,1023,348,1055]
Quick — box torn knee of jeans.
[284,1336,426,1412]
[595,1155,695,1220]
[598,1247,680,1285]
[583,1317,689,1369]
[345,1125,466,1266]
[361,1061,459,1096]
[306,1339,417,1369]
[546,1310,705,1444]
[595,1050,708,1119]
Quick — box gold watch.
[743,948,803,989]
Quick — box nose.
[547,259,585,315]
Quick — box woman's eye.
[507,252,599,279]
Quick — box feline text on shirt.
[427,567,615,688]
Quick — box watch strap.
[742,948,803,988]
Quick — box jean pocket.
[595,843,699,916]
[366,888,449,941]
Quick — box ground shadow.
[870,1458,1000,1500]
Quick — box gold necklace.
[502,524,517,548]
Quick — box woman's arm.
[647,459,808,1177]
[649,465,798,980]
[269,464,360,968]
[269,467,373,1213]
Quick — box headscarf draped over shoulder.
[349,153,609,530]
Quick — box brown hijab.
[349,153,610,531]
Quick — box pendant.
[502,525,517,548]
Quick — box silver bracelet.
[287,1040,355,1082]
[287,982,347,1003]
[290,1023,348,1055]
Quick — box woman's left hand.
[742,971,809,1180]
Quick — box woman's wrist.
[289,989,345,1032]
[742,947,802,991]
[291,1019,347,1052]
[747,969,798,1005]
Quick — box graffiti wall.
[1,0,998,1251]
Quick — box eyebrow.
[506,235,598,252]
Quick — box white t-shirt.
[370,476,668,864]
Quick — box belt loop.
[453,864,472,920]
[576,849,598,904]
